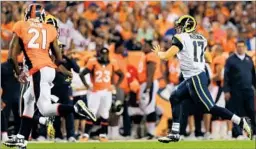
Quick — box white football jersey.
[175,33,207,79]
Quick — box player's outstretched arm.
[8,34,22,75]
[151,45,179,60]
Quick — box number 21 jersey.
[12,20,57,75]
[174,33,207,79]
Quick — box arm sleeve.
[171,35,183,51]
[223,58,231,92]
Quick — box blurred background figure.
[1,61,21,135]
[224,40,256,139]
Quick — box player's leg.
[35,67,95,121]
[158,79,190,143]
[128,91,143,139]
[80,91,100,141]
[190,72,253,140]
[243,89,256,136]
[1,108,8,141]
[73,95,87,138]
[58,85,75,141]
[225,90,240,138]
[4,82,35,148]
[143,80,159,139]
[109,87,125,140]
[12,100,21,134]
[98,90,112,142]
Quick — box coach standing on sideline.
[224,40,256,138]
[1,61,21,135]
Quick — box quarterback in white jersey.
[152,15,253,143]
[175,32,207,79]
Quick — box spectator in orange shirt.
[156,9,174,36]
[223,28,237,53]
[212,22,227,45]
[1,12,14,49]
[118,2,129,23]
[83,3,99,22]
[196,15,209,39]
[120,22,132,41]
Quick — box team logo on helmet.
[175,15,197,33]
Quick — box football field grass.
[1,140,255,149]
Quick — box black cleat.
[158,133,180,143]
[145,133,155,140]
[4,135,27,148]
[17,146,27,149]
[74,100,96,122]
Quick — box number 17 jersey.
[12,20,57,75]
[174,33,207,79]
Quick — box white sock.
[146,122,155,136]
[39,117,47,125]
[111,126,119,138]
[108,127,112,139]
[75,131,78,135]
[83,133,89,138]
[131,124,139,138]
[172,122,180,133]
[227,131,232,136]
[74,106,78,113]
[231,114,241,125]
[1,132,8,141]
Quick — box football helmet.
[45,15,58,29]
[97,48,110,64]
[175,15,197,33]
[24,4,45,22]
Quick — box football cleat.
[79,135,89,142]
[74,100,96,122]
[158,133,180,143]
[17,147,27,149]
[242,117,253,140]
[99,134,108,142]
[68,137,77,142]
[3,135,27,148]
[46,116,55,139]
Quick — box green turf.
[1,141,255,149]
